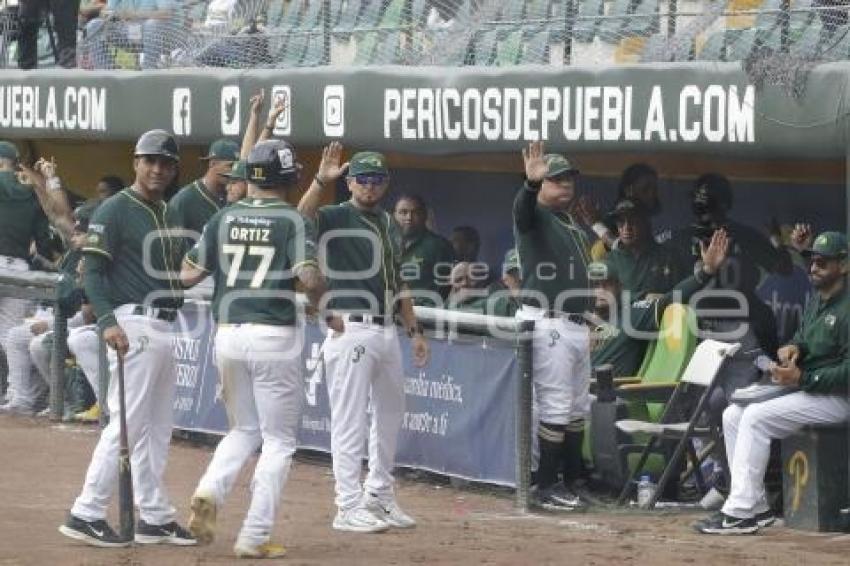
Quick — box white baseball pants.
[4,311,52,410]
[323,322,405,511]
[516,306,591,425]
[67,324,101,399]
[71,312,177,525]
[194,324,303,547]
[721,391,850,519]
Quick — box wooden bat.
[116,350,135,542]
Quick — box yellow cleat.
[74,404,100,423]
[188,493,217,546]
[234,541,287,559]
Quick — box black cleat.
[58,514,131,548]
[755,510,777,528]
[134,519,197,545]
[694,512,759,535]
[534,484,586,512]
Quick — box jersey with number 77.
[185,198,318,326]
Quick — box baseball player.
[59,130,195,548]
[298,143,429,533]
[513,141,592,510]
[169,138,239,237]
[2,207,93,415]
[696,230,850,535]
[223,160,249,204]
[0,140,54,403]
[181,139,330,559]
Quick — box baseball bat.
[117,350,135,542]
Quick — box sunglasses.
[351,174,388,186]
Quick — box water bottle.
[637,475,655,508]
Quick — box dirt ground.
[1,414,849,566]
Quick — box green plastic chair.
[522,29,551,63]
[598,0,631,44]
[495,29,523,66]
[473,29,499,65]
[627,0,659,37]
[571,0,604,43]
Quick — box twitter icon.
[221,86,240,135]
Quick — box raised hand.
[789,223,814,253]
[700,228,729,275]
[316,142,348,184]
[249,89,265,116]
[522,141,548,183]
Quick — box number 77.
[223,244,276,288]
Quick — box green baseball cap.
[544,153,579,178]
[502,248,520,275]
[348,151,388,176]
[607,198,649,221]
[222,160,247,181]
[803,231,848,259]
[201,138,239,161]
[0,140,19,161]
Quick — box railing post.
[50,292,67,422]
[515,319,535,511]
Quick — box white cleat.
[332,506,390,533]
[364,494,416,529]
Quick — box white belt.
[114,304,177,321]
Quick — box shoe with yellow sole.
[234,541,287,559]
[188,492,217,545]
[74,404,100,423]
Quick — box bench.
[781,423,849,532]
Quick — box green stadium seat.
[500,3,525,23]
[627,0,659,37]
[754,0,784,30]
[572,0,604,43]
[357,0,386,28]
[726,28,760,60]
[302,0,324,29]
[302,32,327,66]
[473,29,499,65]
[494,29,523,65]
[526,0,552,21]
[335,0,364,33]
[522,29,551,63]
[598,0,631,44]
[697,30,727,60]
[372,30,402,64]
[410,0,430,27]
[791,19,823,57]
[266,0,285,28]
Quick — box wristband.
[526,179,542,190]
[406,323,424,338]
[263,124,274,131]
[46,176,61,191]
[314,175,326,189]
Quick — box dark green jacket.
[0,171,52,260]
[400,228,455,306]
[791,284,849,394]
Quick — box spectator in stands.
[394,193,455,306]
[17,0,81,69]
[589,229,728,378]
[79,0,108,25]
[603,198,682,299]
[445,261,480,310]
[85,0,183,69]
[95,175,124,200]
[695,229,849,535]
[671,173,792,418]
[451,225,480,263]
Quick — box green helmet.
[134,129,179,162]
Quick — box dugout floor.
[1,414,848,565]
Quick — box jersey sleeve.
[82,203,120,260]
[315,205,337,236]
[184,216,218,274]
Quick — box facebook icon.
[172,88,191,136]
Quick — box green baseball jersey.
[317,202,401,315]
[400,228,455,306]
[790,284,849,394]
[606,241,683,299]
[186,197,317,326]
[56,249,84,317]
[83,188,184,330]
[169,179,225,236]
[592,270,710,377]
[0,171,52,260]
[513,183,591,314]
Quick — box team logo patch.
[137,336,150,353]
[824,314,836,328]
[351,345,366,363]
[278,148,293,169]
[548,330,560,347]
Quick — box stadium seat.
[791,19,823,58]
[640,33,667,61]
[494,29,523,65]
[279,32,308,66]
[472,29,499,65]
[522,29,551,63]
[615,340,741,508]
[335,0,365,34]
[526,0,552,21]
[372,30,402,64]
[697,30,727,60]
[279,0,304,30]
[626,0,659,37]
[500,2,525,23]
[726,28,760,60]
[570,0,604,43]
[302,0,324,29]
[598,0,631,44]
[302,32,326,66]
[822,24,850,60]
